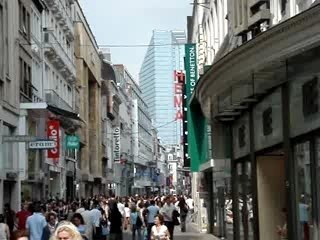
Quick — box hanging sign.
[47,120,60,159]
[66,135,80,149]
[113,127,120,162]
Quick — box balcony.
[45,89,73,112]
[43,31,76,83]
[248,8,271,29]
[248,0,268,9]
[44,0,74,41]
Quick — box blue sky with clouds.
[79,0,192,80]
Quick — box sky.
[78,0,192,80]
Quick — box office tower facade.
[139,30,186,144]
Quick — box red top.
[16,210,31,230]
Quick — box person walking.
[71,213,90,240]
[0,214,10,240]
[4,203,15,235]
[90,201,102,240]
[16,202,31,231]
[108,201,123,240]
[150,214,170,240]
[177,197,188,232]
[146,200,159,240]
[26,203,47,240]
[160,197,176,240]
[41,212,58,240]
[50,221,83,240]
[130,205,143,240]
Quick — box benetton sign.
[185,43,198,169]
[185,43,198,98]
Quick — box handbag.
[172,210,180,226]
[101,222,110,236]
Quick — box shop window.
[238,125,246,148]
[262,107,273,136]
[236,161,253,240]
[302,77,318,117]
[294,141,313,240]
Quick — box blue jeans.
[132,224,142,240]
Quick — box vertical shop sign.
[47,120,60,160]
[113,127,120,162]
[174,70,185,120]
[185,44,198,100]
[184,44,198,168]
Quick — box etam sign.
[47,120,60,160]
[174,70,185,121]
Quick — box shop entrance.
[256,152,286,240]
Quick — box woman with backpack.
[130,205,143,240]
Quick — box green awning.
[188,97,208,172]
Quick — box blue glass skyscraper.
[139,30,186,144]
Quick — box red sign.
[174,70,185,120]
[47,120,60,160]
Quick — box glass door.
[294,141,313,240]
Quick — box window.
[2,124,15,169]
[0,3,3,77]
[281,0,287,14]
[19,58,23,91]
[0,80,3,101]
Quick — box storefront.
[191,4,320,240]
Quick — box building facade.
[0,0,27,212]
[121,67,155,196]
[139,30,186,145]
[74,1,103,197]
[188,0,320,240]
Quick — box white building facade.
[188,0,320,239]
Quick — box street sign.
[29,140,56,149]
[65,135,80,149]
[2,135,37,142]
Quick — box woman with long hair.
[108,201,123,240]
[50,221,83,240]
[177,197,188,232]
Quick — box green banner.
[185,44,198,100]
[65,135,80,149]
[185,43,199,172]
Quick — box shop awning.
[188,97,209,172]
[47,104,82,122]
[20,102,82,122]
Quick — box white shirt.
[160,203,176,222]
[186,198,194,210]
[151,225,169,239]
[76,207,85,214]
[81,210,93,226]
[124,207,131,218]
[117,203,125,216]
[90,208,102,227]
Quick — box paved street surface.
[122,223,220,240]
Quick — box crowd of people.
[0,194,194,240]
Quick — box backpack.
[136,213,143,227]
